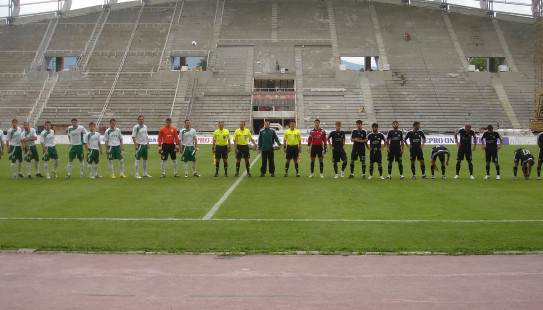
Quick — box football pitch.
[1,144,542,254]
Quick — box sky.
[0,0,533,19]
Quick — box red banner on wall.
[253,94,295,100]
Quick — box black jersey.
[457,128,476,148]
[482,131,501,149]
[351,129,367,150]
[404,130,426,149]
[386,130,403,149]
[538,132,543,149]
[328,130,346,149]
[514,148,534,163]
[431,145,450,160]
[367,132,386,150]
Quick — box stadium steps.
[30,18,59,71]
[158,0,183,72]
[0,75,49,125]
[78,9,110,72]
[0,22,49,73]
[29,73,58,128]
[220,0,272,40]
[189,95,251,132]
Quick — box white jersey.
[68,125,88,146]
[104,127,122,147]
[7,126,23,147]
[0,129,4,144]
[180,128,197,146]
[40,129,55,147]
[87,132,101,150]
[132,124,148,145]
[22,128,38,147]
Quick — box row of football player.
[1,118,542,180]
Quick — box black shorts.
[351,147,366,162]
[387,148,402,162]
[236,145,250,159]
[215,145,228,160]
[431,152,446,163]
[370,149,382,163]
[409,147,424,161]
[539,149,543,164]
[485,148,499,163]
[332,149,347,162]
[161,143,176,160]
[310,145,324,159]
[515,154,535,166]
[457,147,472,161]
[286,145,299,160]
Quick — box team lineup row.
[1,117,542,180]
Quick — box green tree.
[198,57,207,71]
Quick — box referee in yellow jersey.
[212,121,231,177]
[233,121,257,177]
[283,120,302,177]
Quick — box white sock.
[53,159,58,173]
[26,162,31,175]
[184,162,189,174]
[109,160,114,175]
[79,161,84,175]
[192,161,197,174]
[161,160,166,174]
[11,162,15,175]
[94,163,99,176]
[142,160,147,174]
[67,162,72,175]
[135,159,140,175]
[35,161,40,174]
[173,161,178,174]
[44,162,49,175]
[17,162,22,173]
[120,160,124,174]
[88,163,92,175]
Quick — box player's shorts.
[387,148,402,162]
[135,144,148,160]
[515,154,535,166]
[236,145,250,160]
[539,148,543,164]
[24,145,39,161]
[457,147,472,161]
[42,146,59,161]
[431,151,446,162]
[8,145,22,161]
[68,145,84,160]
[409,147,424,161]
[370,148,382,163]
[351,147,366,162]
[485,148,499,163]
[310,145,324,159]
[161,143,177,161]
[87,149,100,163]
[215,145,228,160]
[181,145,197,162]
[286,145,299,160]
[107,145,123,160]
[332,148,347,163]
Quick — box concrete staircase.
[29,73,58,127]
[30,18,59,71]
[78,9,110,72]
[158,0,183,72]
[207,0,225,70]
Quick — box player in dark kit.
[386,121,404,179]
[537,132,543,180]
[430,145,450,179]
[327,121,348,178]
[349,120,368,179]
[367,123,387,180]
[404,122,428,179]
[454,124,477,179]
[481,125,503,180]
[307,119,327,178]
[513,148,535,180]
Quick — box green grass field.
[1,144,542,254]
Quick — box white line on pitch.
[202,154,261,220]
[0,217,542,223]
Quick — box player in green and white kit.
[21,121,42,178]
[7,119,24,178]
[86,122,103,179]
[0,122,4,160]
[180,119,199,177]
[104,118,126,178]
[132,116,152,179]
[40,121,59,179]
[66,118,88,178]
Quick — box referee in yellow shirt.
[233,121,257,177]
[212,121,231,177]
[283,120,302,177]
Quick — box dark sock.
[319,161,323,174]
[246,161,250,173]
[370,164,374,176]
[362,164,366,175]
[341,161,347,172]
[538,167,541,177]
[456,162,461,175]
[224,162,228,174]
[441,165,446,176]
[350,162,354,174]
[215,162,219,173]
[310,160,315,173]
[411,164,415,175]
[388,165,392,175]
[496,165,500,175]
[431,164,435,176]
[334,163,338,174]
[513,166,518,176]
[421,164,426,175]
[468,162,473,175]
[378,166,383,176]
[295,163,299,173]
[236,162,240,174]
[399,163,403,175]
[486,165,490,175]
[285,162,289,173]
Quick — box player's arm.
[454,131,459,147]
[233,132,239,154]
[273,131,281,148]
[481,133,486,150]
[120,131,124,151]
[446,152,450,166]
[158,128,163,153]
[104,140,109,154]
[257,131,263,153]
[307,134,313,152]
[472,132,477,151]
[227,135,231,153]
[400,137,404,153]
[283,134,287,153]
[194,131,198,151]
[174,130,180,152]
[386,136,391,152]
[342,135,346,150]
[212,134,216,154]
[249,133,257,150]
[404,134,411,149]
[380,136,386,151]
[298,135,302,153]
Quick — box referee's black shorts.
[286,145,299,160]
[236,145,250,159]
[161,143,176,160]
[215,145,228,160]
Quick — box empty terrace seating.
[277,0,329,40]
[171,0,215,51]
[333,1,379,55]
[220,0,272,40]
[189,95,251,132]
[0,75,48,124]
